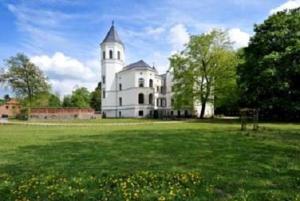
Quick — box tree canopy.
[0,53,50,108]
[170,30,238,118]
[90,82,101,111]
[63,87,91,108]
[237,8,300,120]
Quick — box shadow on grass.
[1,127,299,199]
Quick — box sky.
[0,0,299,97]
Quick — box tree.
[62,95,72,107]
[4,94,11,101]
[170,30,238,118]
[26,92,60,108]
[90,82,101,111]
[237,8,300,120]
[62,87,91,108]
[0,53,50,111]
[48,93,61,107]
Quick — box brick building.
[0,99,21,118]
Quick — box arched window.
[103,51,106,59]
[138,78,144,87]
[138,93,144,104]
[119,97,122,106]
[109,50,113,59]
[118,51,121,60]
[149,79,153,88]
[149,93,153,105]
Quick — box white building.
[101,23,214,118]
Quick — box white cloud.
[169,24,190,53]
[30,52,100,96]
[145,26,165,36]
[49,79,96,97]
[228,28,250,49]
[31,52,96,80]
[270,0,300,14]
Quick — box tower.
[101,22,125,117]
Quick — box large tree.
[90,82,101,111]
[237,8,300,120]
[170,30,238,118]
[0,53,49,111]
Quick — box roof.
[0,99,20,106]
[122,60,158,72]
[101,22,123,45]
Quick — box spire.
[101,22,123,45]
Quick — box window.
[171,98,174,106]
[119,83,122,91]
[138,93,144,104]
[149,79,153,88]
[138,110,144,117]
[149,93,153,105]
[103,90,106,98]
[156,98,160,107]
[138,78,144,87]
[119,97,122,106]
[161,86,164,93]
[119,111,122,117]
[118,51,121,60]
[102,76,106,84]
[157,86,159,92]
[161,99,164,107]
[171,111,174,116]
[5,106,9,109]
[109,50,113,59]
[103,51,106,59]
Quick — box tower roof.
[101,22,123,45]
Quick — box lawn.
[0,120,299,200]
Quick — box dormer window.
[109,50,113,59]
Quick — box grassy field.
[0,119,299,200]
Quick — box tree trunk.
[199,99,207,119]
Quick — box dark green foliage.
[48,93,61,107]
[237,8,300,120]
[62,95,72,107]
[4,94,10,102]
[90,82,101,111]
[62,87,91,108]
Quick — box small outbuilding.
[0,99,21,118]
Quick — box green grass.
[0,120,299,200]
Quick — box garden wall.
[30,108,98,120]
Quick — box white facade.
[101,24,214,118]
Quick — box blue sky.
[0,0,299,97]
